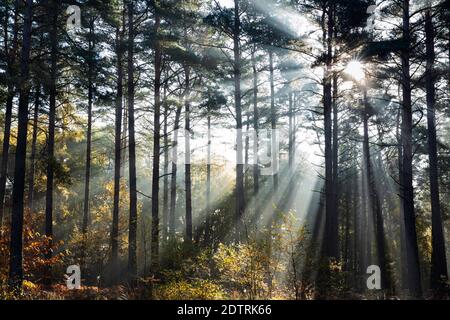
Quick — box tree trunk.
[288,93,294,169]
[332,71,339,222]
[151,9,162,271]
[184,66,193,244]
[353,163,361,290]
[169,106,182,241]
[111,14,124,281]
[44,1,59,286]
[373,161,391,293]
[9,0,33,288]
[83,18,95,235]
[323,4,338,260]
[362,89,390,292]
[205,108,212,244]
[244,113,250,188]
[400,0,422,297]
[269,50,278,189]
[28,83,40,212]
[343,184,351,277]
[251,47,259,194]
[360,140,368,274]
[425,7,448,292]
[234,0,245,241]
[331,70,339,261]
[127,1,138,282]
[375,146,394,290]
[121,93,128,178]
[396,95,408,289]
[0,93,14,226]
[0,0,19,227]
[361,89,372,275]
[162,84,169,243]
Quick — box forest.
[0,0,449,300]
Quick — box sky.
[218,0,234,8]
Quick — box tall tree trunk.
[373,171,391,294]
[127,1,138,282]
[79,17,95,275]
[343,184,351,276]
[400,0,422,297]
[244,113,250,188]
[28,83,40,212]
[184,66,192,244]
[396,94,408,289]
[121,94,128,178]
[9,0,33,288]
[332,70,339,257]
[373,146,392,293]
[353,161,361,290]
[288,93,294,169]
[234,0,245,241]
[360,141,368,274]
[0,0,19,227]
[205,108,211,244]
[332,74,338,200]
[111,14,124,281]
[44,1,59,286]
[0,93,14,226]
[269,50,278,189]
[323,4,338,260]
[362,89,390,292]
[293,95,296,164]
[251,47,259,194]
[83,18,95,235]
[151,8,162,270]
[162,84,169,243]
[169,106,182,241]
[425,7,448,292]
[362,88,372,272]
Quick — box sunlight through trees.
[0,0,449,300]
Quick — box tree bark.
[269,50,278,189]
[233,0,245,241]
[396,94,408,289]
[151,8,162,271]
[9,0,33,288]
[28,83,40,212]
[362,88,390,292]
[343,184,351,276]
[332,72,338,216]
[205,107,212,244]
[244,113,250,188]
[83,18,95,235]
[251,47,259,194]
[169,106,182,241]
[162,83,169,243]
[400,0,422,297]
[127,1,138,282]
[323,3,338,260]
[44,0,59,286]
[288,93,294,169]
[425,7,448,292]
[0,94,14,226]
[184,66,193,244]
[0,0,19,227]
[111,12,125,281]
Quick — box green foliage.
[214,242,269,299]
[155,279,226,300]
[65,180,129,283]
[315,258,347,299]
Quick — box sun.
[344,60,366,84]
